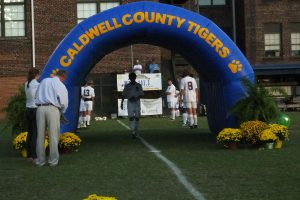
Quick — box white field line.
[116,120,207,200]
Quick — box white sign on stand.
[117,73,162,91]
[118,98,163,116]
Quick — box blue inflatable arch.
[40,1,254,133]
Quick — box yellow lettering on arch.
[155,13,167,24]
[67,48,78,60]
[219,47,230,58]
[187,21,197,32]
[98,22,108,34]
[145,12,155,23]
[122,14,133,25]
[211,38,223,54]
[198,28,209,39]
[133,12,145,23]
[85,25,100,40]
[205,32,216,45]
[79,34,90,46]
[60,55,71,67]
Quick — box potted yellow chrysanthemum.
[259,129,278,149]
[216,128,243,149]
[267,124,288,149]
[13,132,49,157]
[59,132,82,153]
[240,120,269,145]
[83,194,117,200]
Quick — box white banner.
[117,73,162,91]
[118,98,163,116]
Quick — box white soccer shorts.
[84,101,93,111]
[184,102,197,109]
[167,101,176,109]
[79,100,86,112]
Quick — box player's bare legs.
[86,110,91,126]
[170,108,176,120]
[192,107,198,128]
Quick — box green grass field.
[0,113,300,200]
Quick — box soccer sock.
[130,120,135,131]
[78,116,82,125]
[176,109,180,117]
[83,117,86,126]
[171,110,176,120]
[189,114,194,126]
[134,120,139,131]
[183,113,187,124]
[193,115,198,125]
[86,115,90,125]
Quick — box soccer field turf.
[0,113,300,200]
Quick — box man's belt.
[36,103,53,106]
[84,98,93,101]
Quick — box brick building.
[0,0,300,119]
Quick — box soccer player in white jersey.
[78,82,87,128]
[175,90,180,117]
[121,72,144,138]
[82,80,95,126]
[165,79,177,120]
[180,71,199,129]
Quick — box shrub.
[229,78,282,124]
[4,85,27,135]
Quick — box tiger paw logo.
[50,68,59,77]
[228,60,243,74]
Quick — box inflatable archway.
[40,1,254,133]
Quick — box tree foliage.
[3,85,27,135]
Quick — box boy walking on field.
[121,72,144,138]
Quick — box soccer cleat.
[190,125,194,129]
[132,131,137,139]
[193,125,198,129]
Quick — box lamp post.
[31,0,36,68]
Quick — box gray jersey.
[122,82,144,101]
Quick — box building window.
[264,24,281,57]
[291,23,300,57]
[77,0,120,24]
[195,0,226,6]
[0,0,25,37]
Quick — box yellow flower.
[259,129,278,142]
[13,132,50,150]
[12,132,28,150]
[216,128,243,143]
[240,121,269,144]
[83,194,117,200]
[59,132,82,150]
[269,124,289,140]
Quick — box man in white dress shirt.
[133,59,142,75]
[180,71,199,129]
[35,70,68,167]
